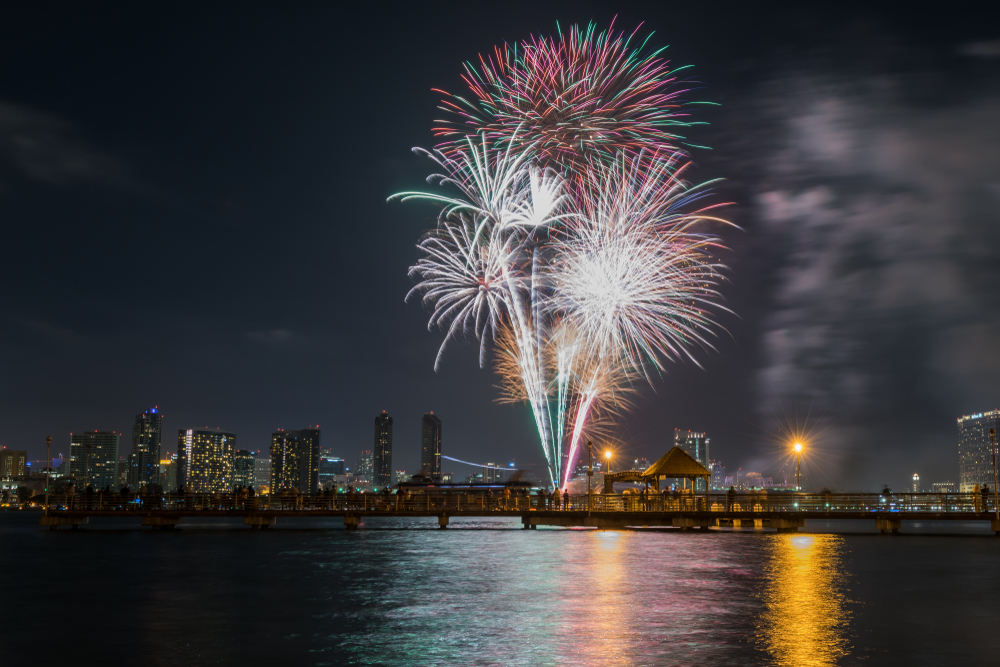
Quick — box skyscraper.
[161,454,178,493]
[234,450,255,489]
[912,473,920,493]
[373,410,393,487]
[482,463,505,484]
[254,456,271,493]
[176,429,236,493]
[0,449,28,479]
[270,428,321,494]
[319,455,345,487]
[70,432,121,490]
[957,410,1000,492]
[356,451,373,481]
[128,407,163,488]
[674,429,710,491]
[421,412,442,481]
[710,461,726,490]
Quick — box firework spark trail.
[394,22,733,489]
[396,138,574,486]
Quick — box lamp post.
[794,443,802,491]
[605,450,612,474]
[44,436,51,513]
[991,429,998,520]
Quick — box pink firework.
[433,21,699,171]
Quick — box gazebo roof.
[643,446,710,478]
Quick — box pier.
[36,491,1000,534]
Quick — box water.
[2,512,998,666]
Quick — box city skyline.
[5,401,987,492]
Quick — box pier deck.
[35,492,1000,533]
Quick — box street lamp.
[991,429,998,520]
[794,443,802,491]
[605,450,612,474]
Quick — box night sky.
[2,1,998,490]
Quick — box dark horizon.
[2,1,999,490]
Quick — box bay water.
[2,512,998,666]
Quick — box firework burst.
[394,23,732,488]
[434,21,701,171]
[552,152,733,379]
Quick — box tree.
[16,486,33,506]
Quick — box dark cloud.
[0,101,122,185]
[751,72,1000,487]
[245,329,297,346]
[958,40,1000,59]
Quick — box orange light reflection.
[758,534,851,666]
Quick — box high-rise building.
[421,412,442,480]
[234,450,255,489]
[633,457,651,472]
[70,432,121,490]
[674,429,710,491]
[394,470,410,485]
[957,410,1000,492]
[912,473,920,493]
[710,460,726,490]
[176,429,236,493]
[482,463,505,484]
[127,407,163,488]
[0,449,28,479]
[161,454,178,493]
[932,481,956,493]
[270,428,321,494]
[356,451,373,481]
[254,456,271,493]
[319,455,345,487]
[373,411,393,487]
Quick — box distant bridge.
[36,492,1000,535]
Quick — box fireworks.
[434,21,697,171]
[394,23,732,489]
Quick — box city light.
[794,443,802,453]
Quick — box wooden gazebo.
[603,446,711,494]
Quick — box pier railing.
[37,491,998,514]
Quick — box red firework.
[433,21,699,171]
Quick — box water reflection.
[577,531,633,665]
[758,534,851,666]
